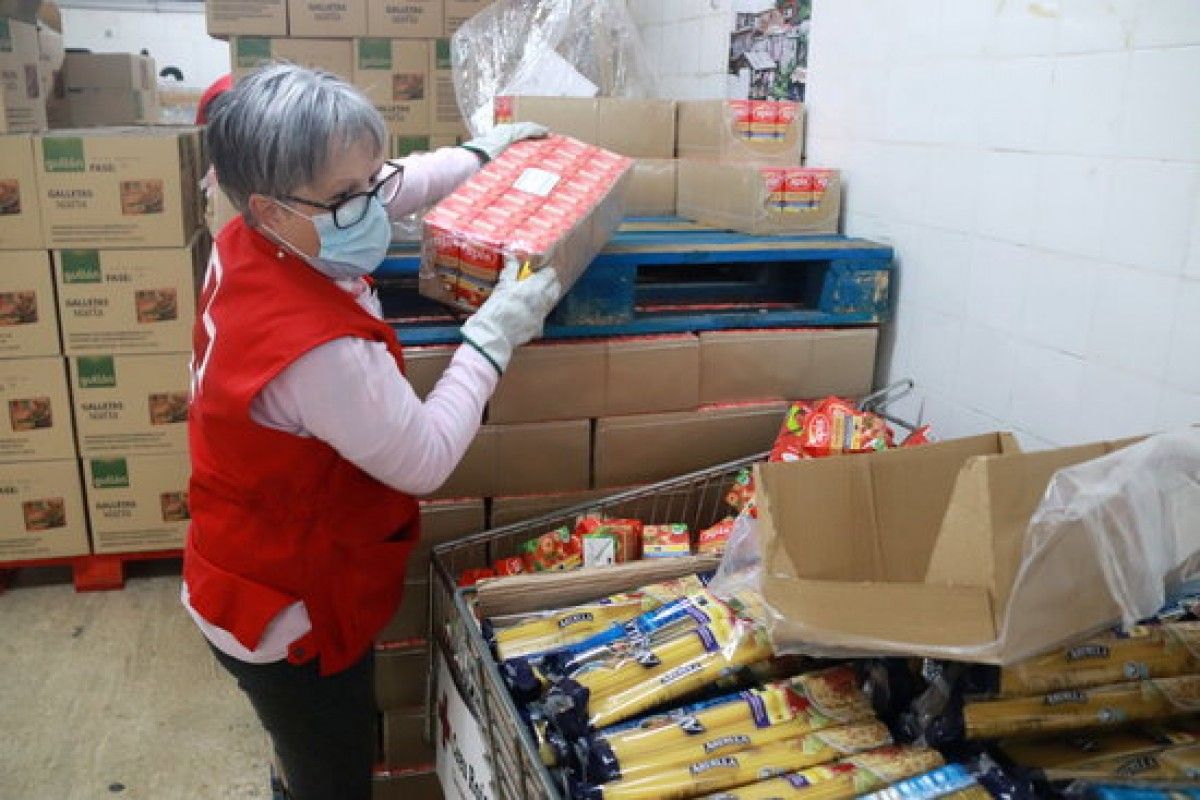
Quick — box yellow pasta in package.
[571,721,893,800]
[694,745,944,800]
[998,722,1200,781]
[584,665,874,783]
[963,674,1200,740]
[997,622,1200,697]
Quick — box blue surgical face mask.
[270,196,392,280]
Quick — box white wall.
[61,6,230,89]
[628,0,731,99]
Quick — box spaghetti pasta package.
[998,723,1200,782]
[963,675,1200,740]
[857,764,993,800]
[697,746,944,800]
[587,665,873,781]
[997,622,1200,697]
[572,721,893,800]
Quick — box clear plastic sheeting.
[712,429,1200,665]
[451,0,655,137]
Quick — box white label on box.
[513,168,560,198]
[583,536,615,567]
[435,652,495,800]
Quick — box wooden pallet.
[377,218,892,345]
[0,549,183,594]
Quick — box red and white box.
[420,135,633,312]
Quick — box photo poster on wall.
[728,0,811,101]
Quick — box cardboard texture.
[380,707,435,767]
[54,235,208,356]
[593,401,788,489]
[401,345,453,399]
[754,433,1151,665]
[369,0,443,37]
[375,643,429,708]
[494,95,676,159]
[676,100,804,165]
[0,250,59,356]
[0,458,89,563]
[432,419,590,499]
[372,768,442,800]
[353,38,430,135]
[378,579,430,641]
[487,335,700,423]
[288,0,368,37]
[65,88,160,127]
[625,158,677,217]
[36,127,205,248]
[0,356,74,462]
[36,24,64,125]
[409,497,484,581]
[206,0,288,37]
[698,328,877,404]
[69,352,190,457]
[62,52,155,91]
[489,487,627,528]
[0,19,47,133]
[83,451,190,554]
[231,37,354,82]
[443,0,489,34]
[0,134,45,248]
[428,38,467,136]
[677,161,841,236]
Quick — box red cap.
[196,74,233,125]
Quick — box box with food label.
[419,134,631,312]
[68,352,190,456]
[0,250,59,356]
[231,37,354,82]
[206,0,287,37]
[0,18,47,134]
[0,458,90,562]
[677,161,841,236]
[676,99,804,165]
[0,135,45,248]
[0,356,74,462]
[352,38,430,135]
[288,0,367,37]
[82,451,190,553]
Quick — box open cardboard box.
[753,432,1159,665]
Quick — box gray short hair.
[207,64,386,215]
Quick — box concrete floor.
[0,562,272,800]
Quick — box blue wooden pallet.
[377,218,892,345]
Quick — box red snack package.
[725,467,756,511]
[458,567,495,587]
[519,526,582,572]
[492,557,526,577]
[573,516,644,565]
[801,397,893,457]
[902,425,934,447]
[768,400,814,462]
[697,517,736,556]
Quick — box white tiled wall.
[627,0,732,99]
[61,7,230,90]
[803,0,1200,448]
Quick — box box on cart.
[0,250,59,356]
[82,450,190,553]
[0,134,45,248]
[206,0,288,38]
[0,458,89,562]
[69,352,190,457]
[0,356,74,462]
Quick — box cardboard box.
[0,134,45,248]
[486,335,700,423]
[676,100,804,165]
[625,158,676,217]
[677,161,841,236]
[62,52,155,91]
[289,0,367,37]
[376,642,428,708]
[372,767,442,800]
[752,433,1164,665]
[54,235,208,356]
[353,38,430,135]
[82,451,190,554]
[443,0,489,34]
[410,497,484,581]
[0,250,59,356]
[494,96,675,159]
[0,18,47,133]
[402,345,453,399]
[420,135,631,313]
[489,487,629,528]
[380,707,435,767]
[36,127,204,248]
[206,0,288,37]
[64,88,160,127]
[0,458,89,563]
[36,24,64,123]
[0,356,74,462]
[593,402,788,489]
[432,419,590,499]
[698,328,877,405]
[391,133,461,157]
[231,37,354,82]
[69,352,190,456]
[369,0,442,37]
[378,579,430,641]
[428,38,467,136]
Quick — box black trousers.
[210,644,376,800]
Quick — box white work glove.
[461,258,562,374]
[461,122,550,163]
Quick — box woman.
[182,64,560,800]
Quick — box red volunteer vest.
[184,218,419,676]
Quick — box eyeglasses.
[282,161,405,229]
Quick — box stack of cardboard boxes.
[59,52,160,128]
[0,17,48,133]
[208,0,488,159]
